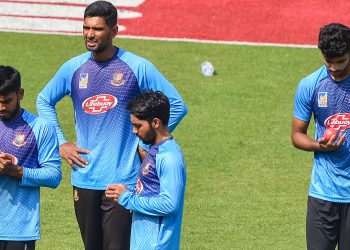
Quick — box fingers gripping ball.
[324,128,338,142]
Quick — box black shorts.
[73,186,132,250]
[306,196,350,250]
[0,240,35,250]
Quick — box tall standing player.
[106,91,186,250]
[0,65,62,250]
[291,23,350,250]
[36,1,187,249]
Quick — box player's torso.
[0,109,39,169]
[135,146,161,197]
[312,75,350,135]
[71,54,141,135]
[309,75,350,201]
[0,110,41,240]
[68,52,142,188]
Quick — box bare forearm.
[291,132,321,152]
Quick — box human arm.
[36,68,70,146]
[1,120,62,188]
[117,153,185,216]
[131,58,187,132]
[21,120,62,188]
[37,55,90,167]
[0,153,23,180]
[291,117,346,152]
[59,143,89,169]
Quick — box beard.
[85,43,108,54]
[0,101,20,121]
[140,128,157,145]
[85,37,110,54]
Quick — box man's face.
[83,16,117,54]
[323,53,350,81]
[0,90,23,121]
[130,114,156,145]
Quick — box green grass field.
[1,31,321,249]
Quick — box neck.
[154,129,171,145]
[93,46,116,62]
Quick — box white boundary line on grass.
[118,35,318,49]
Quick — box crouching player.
[106,91,186,250]
[0,66,61,250]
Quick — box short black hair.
[318,23,350,58]
[126,91,170,125]
[0,65,21,95]
[84,1,118,28]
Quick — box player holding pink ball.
[292,23,350,249]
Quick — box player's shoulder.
[299,65,328,87]
[157,139,184,160]
[117,47,153,66]
[22,109,54,131]
[63,51,92,68]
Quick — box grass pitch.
[1,31,320,249]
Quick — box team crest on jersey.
[82,94,117,114]
[135,178,143,195]
[141,162,151,175]
[79,73,89,89]
[318,92,327,107]
[324,113,350,131]
[13,133,26,147]
[111,72,125,87]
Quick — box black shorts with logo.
[306,196,350,250]
[73,186,132,250]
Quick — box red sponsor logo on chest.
[82,94,117,114]
[324,113,350,131]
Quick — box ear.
[112,25,118,37]
[152,118,161,129]
[18,88,24,101]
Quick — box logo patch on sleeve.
[82,94,117,114]
[318,92,327,107]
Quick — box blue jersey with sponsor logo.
[0,109,61,240]
[118,137,186,250]
[294,65,350,202]
[37,48,187,189]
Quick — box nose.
[132,127,138,135]
[329,64,336,71]
[87,28,95,39]
[0,104,5,111]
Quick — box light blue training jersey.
[118,137,186,250]
[294,65,350,202]
[36,48,187,190]
[0,109,61,240]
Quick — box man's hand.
[105,184,128,202]
[0,152,23,179]
[59,142,89,169]
[318,132,346,151]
